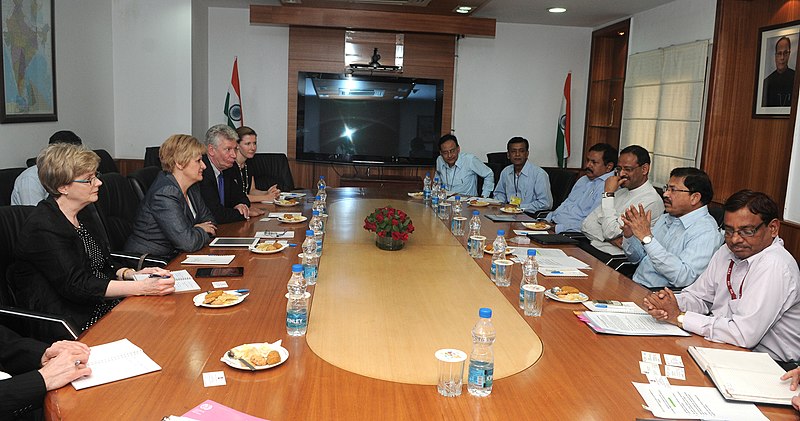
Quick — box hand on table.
[248,206,265,217]
[38,345,92,390]
[609,236,623,249]
[620,204,652,241]
[41,341,90,367]
[138,272,175,296]
[195,221,217,236]
[234,203,250,219]
[643,288,682,323]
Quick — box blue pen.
[233,289,250,294]
[595,304,608,308]
[288,243,297,247]
[551,270,563,274]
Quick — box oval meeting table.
[44,188,795,420]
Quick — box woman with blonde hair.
[125,134,216,257]
[12,143,174,340]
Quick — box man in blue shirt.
[493,136,552,211]
[435,134,494,198]
[547,143,617,233]
[621,167,723,289]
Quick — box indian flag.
[224,57,243,128]
[556,72,571,168]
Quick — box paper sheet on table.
[133,270,199,293]
[510,248,590,269]
[582,301,647,314]
[632,383,768,421]
[538,268,587,277]
[268,212,301,218]
[513,230,548,236]
[181,255,235,265]
[71,339,161,390]
[582,311,690,336]
[255,231,295,239]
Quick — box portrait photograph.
[754,21,800,118]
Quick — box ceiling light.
[454,6,474,14]
[548,7,567,13]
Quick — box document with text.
[579,311,691,336]
[71,339,160,390]
[633,382,767,421]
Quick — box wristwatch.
[602,191,615,198]
[676,313,685,328]
[641,235,653,245]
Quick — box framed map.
[1,0,56,123]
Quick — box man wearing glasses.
[644,190,800,369]
[762,36,795,107]
[580,145,664,260]
[435,134,494,198]
[619,168,723,289]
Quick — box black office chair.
[96,173,139,251]
[0,205,35,306]
[249,153,296,192]
[93,149,119,174]
[144,146,161,168]
[486,152,511,167]
[128,166,162,201]
[709,204,724,228]
[25,157,36,167]
[0,167,26,206]
[543,167,580,211]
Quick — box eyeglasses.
[722,222,764,238]
[440,148,458,156]
[775,51,791,57]
[662,185,693,194]
[72,172,101,185]
[615,164,641,173]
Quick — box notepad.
[71,339,160,390]
[181,255,235,265]
[133,270,200,293]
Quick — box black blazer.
[11,198,118,341]
[0,325,48,418]
[199,155,251,224]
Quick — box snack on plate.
[203,291,239,305]
[555,286,583,301]
[277,199,297,206]
[282,214,300,221]
[501,206,521,213]
[255,241,282,251]
[232,344,281,366]
[527,221,549,230]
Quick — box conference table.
[44,188,795,420]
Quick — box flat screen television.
[296,71,444,166]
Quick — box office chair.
[25,157,36,167]
[249,153,296,192]
[0,205,34,306]
[0,167,25,206]
[128,166,162,201]
[486,152,511,167]
[144,146,161,168]
[93,149,119,174]
[543,167,580,210]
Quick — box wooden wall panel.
[703,0,800,258]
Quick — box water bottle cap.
[434,176,439,181]
[528,249,536,256]
[306,230,314,236]
[426,172,430,176]
[312,210,319,216]
[479,308,492,318]
[320,175,325,179]
[497,229,505,236]
[321,185,325,190]
[291,264,303,272]
[472,210,479,216]
[315,196,321,200]
[454,195,460,200]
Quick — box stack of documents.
[576,311,690,336]
[509,248,589,277]
[633,383,768,420]
[181,255,235,265]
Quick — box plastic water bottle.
[431,177,441,210]
[467,210,482,252]
[317,185,327,212]
[490,230,507,281]
[519,249,539,309]
[286,264,308,336]
[317,175,326,191]
[302,230,318,286]
[423,172,432,205]
[313,195,324,215]
[437,184,448,219]
[467,307,495,397]
[310,211,324,256]
[452,195,462,217]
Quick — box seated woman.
[12,144,175,340]
[235,126,280,205]
[125,134,217,257]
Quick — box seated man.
[644,190,800,367]
[199,124,253,224]
[435,134,494,198]
[580,144,664,260]
[620,167,723,289]
[11,131,83,206]
[546,143,617,233]
[493,136,552,211]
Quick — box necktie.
[217,173,225,205]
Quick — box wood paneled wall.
[703,0,800,258]
[287,26,456,189]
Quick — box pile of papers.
[576,311,690,336]
[509,247,589,277]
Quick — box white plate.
[522,221,552,230]
[275,199,300,207]
[544,290,589,303]
[221,341,289,371]
[468,200,490,207]
[278,215,308,224]
[483,247,514,255]
[249,241,289,254]
[408,192,424,198]
[500,207,523,214]
[281,192,306,199]
[193,291,250,308]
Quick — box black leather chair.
[128,166,162,201]
[486,152,511,167]
[96,173,140,251]
[0,167,26,206]
[249,153,296,192]
[543,167,580,211]
[93,149,119,174]
[144,146,161,168]
[709,204,724,227]
[25,157,36,167]
[0,205,34,306]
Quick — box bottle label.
[468,363,494,388]
[303,265,318,282]
[316,240,323,254]
[286,309,308,330]
[490,262,496,276]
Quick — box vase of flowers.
[363,206,415,251]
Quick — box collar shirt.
[492,161,552,211]
[623,206,723,288]
[435,153,495,198]
[547,171,613,233]
[581,182,665,255]
[10,165,47,206]
[677,237,800,362]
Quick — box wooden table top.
[45,188,796,420]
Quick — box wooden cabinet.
[583,19,629,152]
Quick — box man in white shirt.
[580,145,664,260]
[435,134,494,198]
[644,190,800,365]
[11,131,83,206]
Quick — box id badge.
[510,196,522,206]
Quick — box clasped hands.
[620,203,652,241]
[642,288,682,325]
[39,340,92,391]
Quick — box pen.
[149,274,171,278]
[595,304,607,308]
[551,271,563,274]
[232,289,250,294]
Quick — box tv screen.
[296,72,443,166]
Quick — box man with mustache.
[580,145,664,261]
[546,143,617,233]
[493,136,552,211]
[435,134,494,198]
[619,167,723,289]
[644,190,800,369]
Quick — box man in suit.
[199,124,263,223]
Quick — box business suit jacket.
[199,155,250,224]
[11,198,118,341]
[125,172,215,257]
[0,325,47,419]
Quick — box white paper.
[513,230,548,236]
[664,354,684,367]
[133,270,199,293]
[254,231,295,239]
[0,370,10,380]
[583,312,691,336]
[640,361,661,376]
[633,382,768,420]
[538,268,587,277]
[268,212,300,218]
[71,339,160,390]
[211,281,228,289]
[645,373,671,387]
[202,371,226,387]
[642,351,662,365]
[665,365,686,380]
[181,255,235,265]
[582,301,647,314]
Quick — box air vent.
[339,89,385,97]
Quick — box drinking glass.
[523,284,546,317]
[435,348,466,397]
[469,235,486,258]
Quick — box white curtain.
[620,40,710,187]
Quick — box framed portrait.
[754,20,800,118]
[0,0,57,123]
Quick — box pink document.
[183,400,269,421]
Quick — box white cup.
[468,235,486,258]
[523,284,546,317]
[451,216,467,236]
[494,259,514,287]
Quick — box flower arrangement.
[363,206,415,242]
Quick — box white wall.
[454,23,592,168]
[0,0,114,167]
[206,7,289,154]
[629,0,716,54]
[112,0,193,159]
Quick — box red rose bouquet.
[363,206,415,242]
